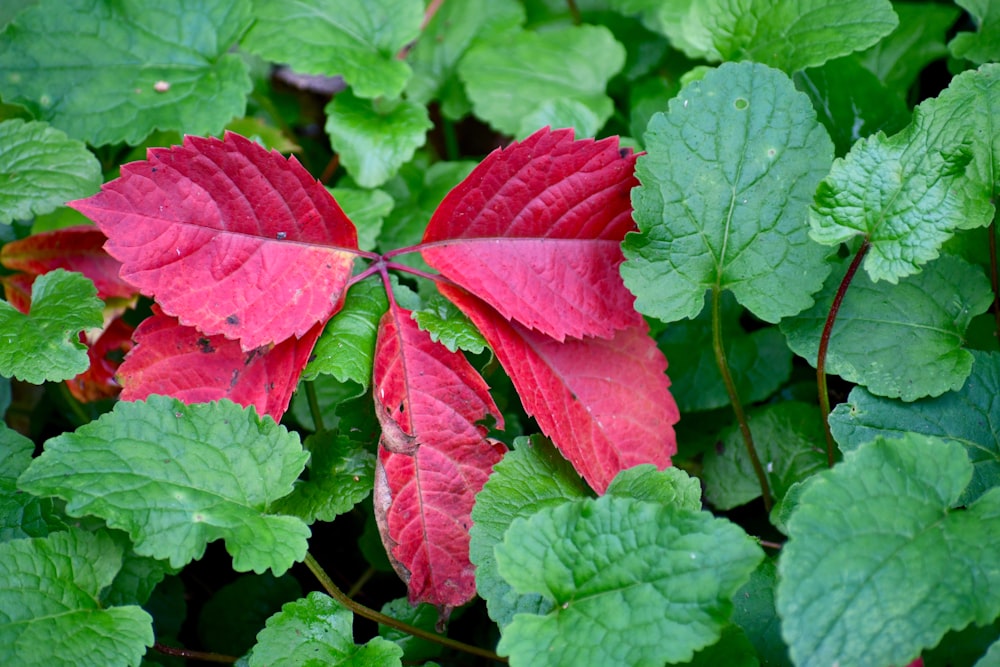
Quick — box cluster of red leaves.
[69,128,679,615]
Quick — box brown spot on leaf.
[225,314,239,326]
[196,337,215,353]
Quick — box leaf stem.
[305,380,326,433]
[711,286,772,512]
[303,552,508,663]
[152,642,236,664]
[816,239,870,467]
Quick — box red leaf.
[0,226,134,300]
[371,302,506,615]
[66,316,134,402]
[69,132,359,350]
[1,273,35,313]
[117,307,320,420]
[440,284,678,494]
[420,127,642,341]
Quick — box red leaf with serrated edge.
[372,302,506,616]
[440,284,678,494]
[117,307,320,419]
[0,226,134,300]
[420,127,642,341]
[66,316,134,403]
[69,132,359,351]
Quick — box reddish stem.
[153,643,236,664]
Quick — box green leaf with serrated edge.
[622,62,834,324]
[405,0,524,110]
[950,0,1000,65]
[605,464,702,510]
[248,592,403,667]
[242,0,422,100]
[809,99,992,283]
[793,56,910,157]
[732,559,792,667]
[0,269,103,384]
[703,402,827,510]
[829,350,1000,505]
[0,423,65,541]
[18,396,310,575]
[303,276,388,385]
[780,253,992,401]
[688,624,759,667]
[199,573,301,657]
[328,187,393,253]
[413,293,488,355]
[378,598,444,663]
[0,119,100,224]
[271,432,374,523]
[0,0,252,146]
[777,434,1000,667]
[657,291,792,412]
[0,528,153,667]
[325,91,432,188]
[642,0,897,73]
[458,24,625,138]
[859,3,962,94]
[469,435,590,628]
[494,495,765,666]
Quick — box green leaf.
[702,402,828,510]
[18,396,310,575]
[469,435,590,628]
[249,592,403,667]
[304,276,388,385]
[731,559,792,667]
[605,464,703,510]
[242,0,423,100]
[950,0,1000,65]
[458,24,625,138]
[646,0,897,73]
[829,350,1000,505]
[494,495,764,666]
[858,2,962,94]
[622,61,834,324]
[688,624,760,667]
[271,432,375,523]
[198,573,301,657]
[378,598,444,663]
[0,119,100,224]
[413,293,488,355]
[656,291,792,412]
[0,269,103,384]
[0,528,153,667]
[978,639,1000,667]
[325,92,432,188]
[289,375,363,433]
[0,0,252,145]
[780,253,992,401]
[101,532,176,608]
[777,434,1000,667]
[0,423,65,541]
[328,187,394,253]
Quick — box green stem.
[441,116,460,162]
[304,553,508,663]
[305,381,326,433]
[346,565,375,598]
[816,239,870,467]
[566,0,582,24]
[57,383,91,426]
[711,286,772,512]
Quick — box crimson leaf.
[69,132,359,350]
[420,128,642,341]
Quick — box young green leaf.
[0,528,153,667]
[248,592,403,667]
[469,435,591,628]
[0,0,252,145]
[0,269,103,384]
[949,0,1000,65]
[0,423,65,541]
[702,402,828,510]
[0,120,100,224]
[378,598,444,663]
[458,25,625,138]
[494,495,764,666]
[781,253,992,400]
[18,396,310,575]
[328,186,394,253]
[412,292,488,355]
[241,0,423,100]
[777,434,1000,667]
[829,350,1000,505]
[622,61,835,324]
[325,92,432,188]
[732,559,792,667]
[605,464,703,510]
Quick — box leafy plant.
[1,1,1000,667]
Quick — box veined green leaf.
[622,61,834,324]
[0,269,103,384]
[413,292,488,355]
[0,423,65,541]
[777,434,1000,667]
[950,0,1000,65]
[605,464,702,509]
[0,0,252,145]
[19,396,310,575]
